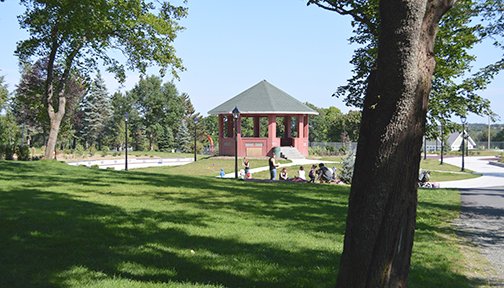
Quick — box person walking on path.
[269,154,280,180]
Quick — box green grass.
[0,160,479,287]
[143,157,290,178]
[420,158,480,182]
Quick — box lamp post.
[461,115,467,172]
[125,112,129,171]
[193,117,199,162]
[232,106,240,179]
[440,123,444,165]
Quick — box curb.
[488,161,504,168]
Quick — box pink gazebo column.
[268,115,279,154]
[218,115,224,155]
[296,115,308,156]
[236,116,244,156]
[304,115,309,139]
[297,115,304,139]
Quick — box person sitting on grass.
[289,166,307,182]
[279,167,288,181]
[308,164,317,183]
[243,157,251,178]
[297,166,306,180]
[317,163,333,183]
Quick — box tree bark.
[44,92,66,159]
[335,1,455,287]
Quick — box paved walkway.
[67,157,194,170]
[440,156,504,188]
[441,156,504,285]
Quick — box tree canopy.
[308,0,503,131]
[15,0,188,159]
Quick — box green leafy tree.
[12,59,85,148]
[307,0,503,286]
[15,0,187,159]
[0,75,7,110]
[305,102,329,142]
[129,76,187,150]
[494,128,504,142]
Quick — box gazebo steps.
[280,147,305,160]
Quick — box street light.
[125,112,129,171]
[193,117,199,162]
[232,106,240,179]
[440,123,444,165]
[461,115,467,172]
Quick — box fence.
[473,141,504,150]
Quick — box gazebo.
[208,80,318,158]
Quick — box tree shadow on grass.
[0,161,486,287]
[0,188,339,288]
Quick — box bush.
[339,150,356,184]
[74,144,86,157]
[101,146,110,157]
[90,164,100,169]
[88,145,97,157]
[4,145,15,160]
[0,144,5,160]
[17,145,31,161]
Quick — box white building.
[447,131,477,151]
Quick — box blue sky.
[1,0,503,123]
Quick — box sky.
[1,0,503,124]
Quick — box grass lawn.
[0,160,479,287]
[142,157,290,178]
[420,158,480,182]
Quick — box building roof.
[208,80,318,115]
[447,131,477,146]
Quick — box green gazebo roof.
[208,80,318,115]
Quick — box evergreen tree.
[158,126,175,151]
[79,74,112,148]
[175,119,191,152]
[339,150,355,184]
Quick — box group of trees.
[3,69,204,154]
[2,0,504,287]
[468,123,504,142]
[306,104,361,143]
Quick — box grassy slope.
[0,161,477,288]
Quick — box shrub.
[0,144,5,160]
[339,150,355,184]
[4,145,15,160]
[90,164,100,169]
[17,145,31,161]
[74,144,86,157]
[88,145,97,157]
[101,146,110,157]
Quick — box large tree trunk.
[44,93,66,160]
[335,1,454,287]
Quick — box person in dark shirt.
[269,154,279,180]
[317,163,333,183]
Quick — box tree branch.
[307,0,378,36]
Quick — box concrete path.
[440,156,504,188]
[67,157,193,170]
[440,156,504,285]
